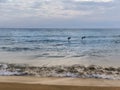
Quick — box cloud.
[73,0,113,3]
[0,0,120,28]
[0,0,115,18]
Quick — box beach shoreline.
[0,76,120,86]
[0,63,120,80]
[0,76,120,90]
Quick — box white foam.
[0,64,8,69]
[0,70,21,76]
[0,64,22,76]
[0,63,120,80]
[85,74,120,80]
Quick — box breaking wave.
[0,63,120,80]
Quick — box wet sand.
[0,83,120,90]
[0,76,120,90]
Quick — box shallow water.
[0,28,120,67]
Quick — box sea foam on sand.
[0,63,120,80]
[0,64,25,76]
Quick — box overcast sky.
[0,0,119,28]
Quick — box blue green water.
[0,28,120,66]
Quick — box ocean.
[0,28,120,67]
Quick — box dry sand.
[0,76,120,90]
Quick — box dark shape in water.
[68,37,71,42]
[81,36,86,40]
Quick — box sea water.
[0,28,120,67]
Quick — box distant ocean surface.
[0,28,120,67]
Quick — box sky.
[0,0,120,28]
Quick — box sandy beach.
[0,76,120,90]
[0,83,120,90]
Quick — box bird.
[68,37,71,42]
[81,36,86,40]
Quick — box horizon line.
[0,27,120,29]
